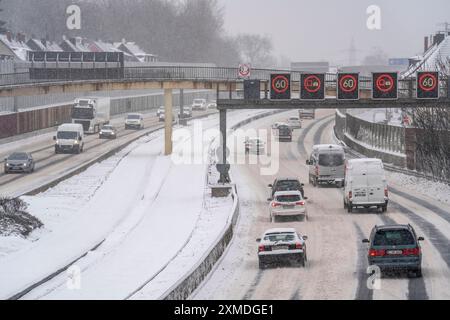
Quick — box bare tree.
[408,55,450,181]
[235,33,276,68]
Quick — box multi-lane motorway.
[194,110,450,300]
[0,110,214,197]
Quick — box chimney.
[70,37,76,46]
[122,38,126,45]
[424,36,429,52]
[41,38,47,48]
[6,31,12,42]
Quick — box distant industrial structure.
[290,61,330,73]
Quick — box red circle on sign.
[339,75,358,93]
[376,74,395,93]
[239,64,250,77]
[304,75,321,93]
[272,75,289,94]
[418,73,437,92]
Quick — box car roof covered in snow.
[264,228,297,235]
[313,144,344,151]
[58,123,83,131]
[274,190,302,197]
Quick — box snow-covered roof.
[402,34,450,78]
[0,34,32,61]
[28,39,62,52]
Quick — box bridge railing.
[0,66,448,98]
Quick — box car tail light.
[384,188,389,197]
[403,247,420,256]
[349,191,353,199]
[296,201,305,206]
[271,202,281,208]
[369,249,386,257]
[258,245,265,252]
[295,243,303,250]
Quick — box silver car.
[269,190,308,222]
[257,228,308,269]
[4,152,35,174]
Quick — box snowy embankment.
[0,109,274,300]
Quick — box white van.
[54,123,85,154]
[344,158,388,213]
[307,144,346,187]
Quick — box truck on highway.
[71,97,111,134]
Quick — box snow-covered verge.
[387,171,450,206]
[130,146,236,300]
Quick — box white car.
[244,138,266,155]
[207,101,217,109]
[192,99,207,111]
[287,117,302,129]
[257,228,308,269]
[159,109,177,123]
[125,113,144,130]
[156,106,165,117]
[269,190,308,222]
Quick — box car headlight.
[74,140,79,144]
[6,163,10,167]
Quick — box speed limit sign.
[270,74,291,99]
[337,73,359,100]
[238,64,251,78]
[417,71,439,99]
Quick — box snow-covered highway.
[193,110,450,300]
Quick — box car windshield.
[264,233,296,242]
[102,126,113,130]
[318,153,344,166]
[276,194,301,202]
[194,100,204,104]
[373,229,415,246]
[289,118,299,121]
[279,126,291,134]
[275,180,301,191]
[8,153,28,160]
[127,115,141,119]
[57,131,78,139]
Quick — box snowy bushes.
[410,107,450,181]
[0,197,42,237]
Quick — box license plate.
[387,250,403,255]
[283,205,294,209]
[273,246,288,251]
[355,192,366,197]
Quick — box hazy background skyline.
[218,0,450,65]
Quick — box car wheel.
[259,260,266,270]
[298,257,306,268]
[415,268,423,278]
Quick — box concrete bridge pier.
[164,88,173,155]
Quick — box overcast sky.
[218,0,450,65]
